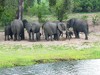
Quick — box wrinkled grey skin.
[66,30,73,39]
[11,19,24,41]
[5,25,13,41]
[67,18,89,40]
[23,19,41,41]
[43,21,66,41]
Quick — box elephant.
[43,21,66,41]
[36,33,41,41]
[66,30,73,39]
[67,18,89,40]
[11,19,25,41]
[22,19,41,41]
[4,25,13,41]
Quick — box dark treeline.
[74,0,100,12]
[0,0,100,26]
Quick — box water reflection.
[0,59,100,75]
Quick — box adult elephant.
[4,25,13,41]
[11,19,24,41]
[43,21,66,41]
[22,19,41,41]
[67,18,89,40]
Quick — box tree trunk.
[18,0,24,20]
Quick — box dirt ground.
[0,21,100,46]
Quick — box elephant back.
[43,21,57,35]
[31,22,41,33]
[11,19,23,34]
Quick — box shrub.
[92,15,100,26]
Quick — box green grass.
[0,42,100,68]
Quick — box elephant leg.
[77,32,80,38]
[70,34,72,39]
[66,32,70,40]
[32,32,34,41]
[50,35,53,41]
[44,30,48,41]
[14,34,17,41]
[21,28,25,40]
[28,32,31,40]
[84,32,88,40]
[66,33,68,39]
[17,34,21,41]
[36,33,40,41]
[56,31,60,40]
[54,34,59,40]
[10,34,13,40]
[54,34,57,40]
[74,31,79,38]
[45,33,49,41]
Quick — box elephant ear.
[70,18,75,27]
[67,18,75,28]
[57,23,63,32]
[22,19,28,28]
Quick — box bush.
[92,15,100,26]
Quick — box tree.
[24,0,35,12]
[0,0,5,20]
[55,0,73,21]
[28,1,50,22]
[1,0,18,26]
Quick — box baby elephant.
[5,25,13,41]
[66,31,73,40]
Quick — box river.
[0,59,100,75]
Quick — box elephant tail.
[41,22,46,35]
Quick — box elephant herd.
[4,18,89,41]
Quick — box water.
[0,59,100,75]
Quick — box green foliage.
[1,0,100,26]
[0,0,18,26]
[37,0,41,4]
[28,1,50,22]
[0,0,5,22]
[24,0,35,12]
[49,0,56,6]
[54,0,73,21]
[63,13,69,20]
[74,0,100,12]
